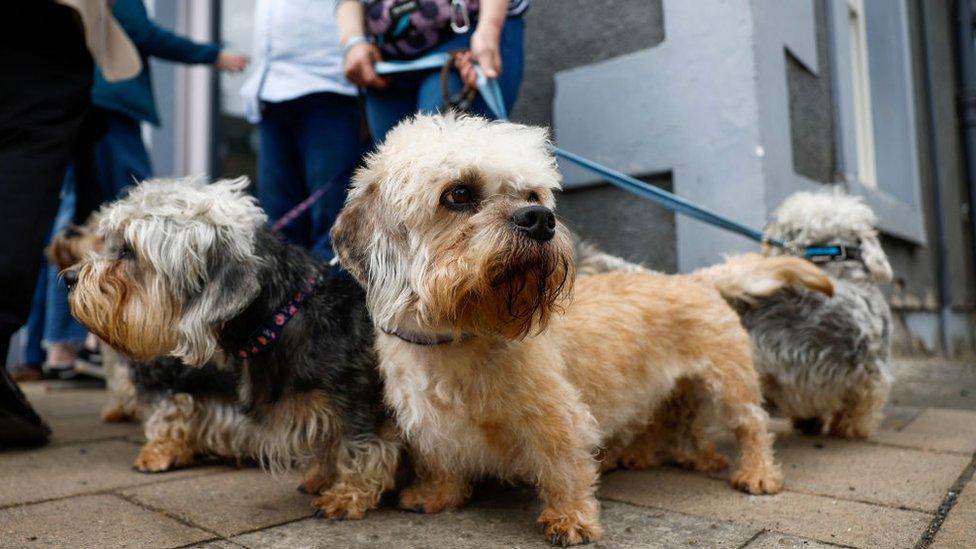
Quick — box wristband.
[343,35,369,56]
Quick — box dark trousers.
[257,92,363,261]
[0,3,94,367]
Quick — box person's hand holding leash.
[457,0,506,87]
[344,41,390,89]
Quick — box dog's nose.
[63,269,79,290]
[511,205,556,242]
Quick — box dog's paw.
[616,448,662,470]
[311,484,374,520]
[297,470,331,495]
[730,466,783,495]
[538,507,603,546]
[678,449,729,473]
[398,480,467,514]
[133,442,192,473]
[100,403,134,423]
[828,417,872,440]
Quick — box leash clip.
[450,0,471,33]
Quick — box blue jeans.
[364,16,525,143]
[43,178,89,347]
[257,92,363,261]
[91,109,152,203]
[22,110,151,351]
[22,270,46,365]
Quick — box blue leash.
[374,54,785,248]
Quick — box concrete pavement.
[1,358,974,548]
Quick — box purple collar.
[381,327,461,346]
[236,273,326,360]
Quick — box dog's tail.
[690,253,833,305]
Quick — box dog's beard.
[69,260,178,360]
[419,220,575,339]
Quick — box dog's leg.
[102,349,138,423]
[313,425,400,520]
[515,403,603,546]
[612,421,667,471]
[134,394,197,473]
[705,363,783,494]
[398,465,471,514]
[829,375,890,439]
[298,462,334,495]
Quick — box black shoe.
[73,348,105,380]
[0,367,51,448]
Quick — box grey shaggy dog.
[67,178,400,519]
[574,190,893,438]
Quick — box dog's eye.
[527,191,540,203]
[118,245,135,260]
[440,185,477,211]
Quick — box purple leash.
[270,185,331,233]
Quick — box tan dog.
[47,217,139,423]
[331,115,822,545]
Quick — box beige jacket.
[55,0,141,81]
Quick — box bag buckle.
[450,0,471,33]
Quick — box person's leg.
[17,271,48,372]
[91,110,154,202]
[257,101,310,247]
[0,3,92,366]
[0,1,93,445]
[364,77,422,144]
[43,178,89,377]
[416,16,525,118]
[294,93,364,261]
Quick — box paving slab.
[774,434,970,511]
[0,439,224,507]
[889,360,976,410]
[122,469,313,537]
[26,386,109,419]
[932,478,976,548]
[873,409,976,455]
[598,468,932,549]
[0,494,211,549]
[745,531,847,548]
[879,405,926,431]
[225,485,757,549]
[46,412,142,445]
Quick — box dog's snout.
[63,269,79,289]
[511,205,556,242]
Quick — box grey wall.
[787,0,835,184]
[906,0,975,311]
[513,0,664,127]
[558,175,677,272]
[513,0,672,269]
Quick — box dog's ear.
[860,232,893,283]
[175,249,260,366]
[331,184,378,283]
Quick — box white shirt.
[240,0,356,123]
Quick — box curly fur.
[754,191,893,437]
[68,178,400,519]
[574,190,893,439]
[332,114,783,546]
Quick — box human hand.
[216,51,249,72]
[470,24,501,80]
[344,42,390,89]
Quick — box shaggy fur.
[575,190,893,439]
[331,114,789,546]
[67,178,400,519]
[47,217,139,423]
[755,191,893,438]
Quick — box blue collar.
[803,245,862,264]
